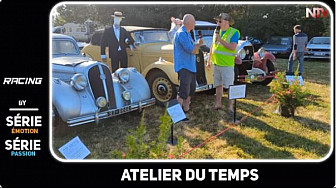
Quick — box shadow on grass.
[220,127,295,159]
[238,101,268,117]
[184,105,330,158]
[306,94,325,108]
[181,110,296,159]
[242,116,330,157]
[245,84,274,103]
[197,83,274,103]
[293,116,330,133]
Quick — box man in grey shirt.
[287,25,308,75]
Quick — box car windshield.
[268,37,291,45]
[133,30,170,44]
[310,37,330,45]
[52,40,79,55]
[195,28,216,37]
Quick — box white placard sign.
[228,84,246,100]
[167,104,186,124]
[58,136,91,160]
[286,75,304,86]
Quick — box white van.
[62,20,95,42]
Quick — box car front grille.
[88,65,116,109]
[243,46,254,61]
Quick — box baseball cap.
[214,13,230,21]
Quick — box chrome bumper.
[66,98,155,127]
[304,55,330,59]
[195,84,213,92]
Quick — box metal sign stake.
[233,99,237,123]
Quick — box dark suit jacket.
[100,26,134,59]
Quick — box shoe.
[286,71,294,76]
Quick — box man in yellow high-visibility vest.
[207,13,240,115]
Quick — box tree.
[55,4,97,24]
[53,4,330,40]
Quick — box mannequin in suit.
[100,11,135,72]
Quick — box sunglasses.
[216,19,228,23]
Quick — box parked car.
[192,20,217,51]
[246,36,263,52]
[52,34,155,128]
[82,26,277,104]
[192,22,263,52]
[262,36,292,57]
[305,36,331,59]
[52,26,65,34]
[82,26,215,104]
[235,43,277,85]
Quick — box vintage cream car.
[82,25,276,104]
[81,26,214,104]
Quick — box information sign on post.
[167,101,186,124]
[229,84,246,100]
[166,99,186,145]
[228,84,247,123]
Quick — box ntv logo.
[306,8,328,18]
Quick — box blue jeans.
[288,52,304,75]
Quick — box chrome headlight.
[96,97,107,108]
[116,68,130,83]
[258,47,265,59]
[122,91,131,101]
[70,74,87,90]
[237,49,246,59]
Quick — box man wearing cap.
[206,13,240,115]
[100,11,135,72]
[174,14,203,112]
[287,25,308,76]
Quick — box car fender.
[52,78,81,122]
[253,51,276,71]
[113,68,152,108]
[142,60,178,85]
[263,52,276,63]
[52,78,96,122]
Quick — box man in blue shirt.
[174,14,203,112]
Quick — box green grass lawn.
[52,58,331,160]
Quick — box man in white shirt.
[168,17,182,42]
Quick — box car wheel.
[147,71,177,105]
[52,106,70,137]
[253,60,275,86]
